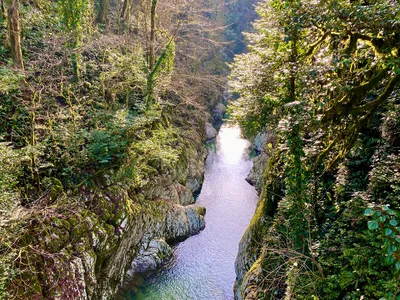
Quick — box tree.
[59,0,90,80]
[1,0,5,19]
[6,0,23,71]
[149,0,157,70]
[230,0,400,298]
[97,0,108,24]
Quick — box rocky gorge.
[234,131,275,300]
[0,101,227,299]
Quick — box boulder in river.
[129,238,173,273]
[206,123,218,141]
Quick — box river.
[122,124,258,300]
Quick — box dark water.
[122,124,258,300]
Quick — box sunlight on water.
[218,125,250,165]
[121,124,258,300]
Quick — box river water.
[122,124,258,300]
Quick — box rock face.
[129,238,173,274]
[252,132,268,154]
[88,151,207,300]
[246,153,268,192]
[89,196,206,300]
[246,130,275,192]
[234,201,268,300]
[206,123,218,140]
[236,130,276,299]
[212,103,227,123]
[127,204,206,278]
[3,116,209,300]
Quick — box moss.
[0,94,211,299]
[192,205,206,216]
[68,217,79,227]
[241,257,263,299]
[103,223,115,235]
[71,223,89,243]
[43,230,70,253]
[61,219,71,231]
[51,217,63,228]
[90,196,115,223]
[245,198,269,250]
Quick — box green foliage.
[0,12,7,63]
[230,0,400,298]
[0,0,228,297]
[100,47,147,106]
[0,250,18,300]
[59,0,91,79]
[0,143,22,214]
[0,68,22,94]
[20,2,61,50]
[59,0,89,34]
[0,95,30,148]
[86,129,127,165]
[146,39,176,109]
[118,122,181,187]
[365,205,400,271]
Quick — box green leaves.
[58,0,89,34]
[0,68,22,94]
[387,244,397,255]
[368,220,379,230]
[0,142,23,214]
[228,0,400,297]
[146,39,176,109]
[365,204,400,278]
[385,228,393,236]
[86,129,128,165]
[364,208,374,216]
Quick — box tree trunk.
[289,26,298,101]
[97,0,109,24]
[149,0,157,70]
[120,0,128,19]
[6,0,24,71]
[1,0,5,18]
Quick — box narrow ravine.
[122,124,258,300]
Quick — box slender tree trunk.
[6,0,24,71]
[120,0,128,19]
[1,0,5,18]
[149,0,157,70]
[97,0,109,24]
[289,26,298,101]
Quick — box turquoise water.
[122,124,258,300]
